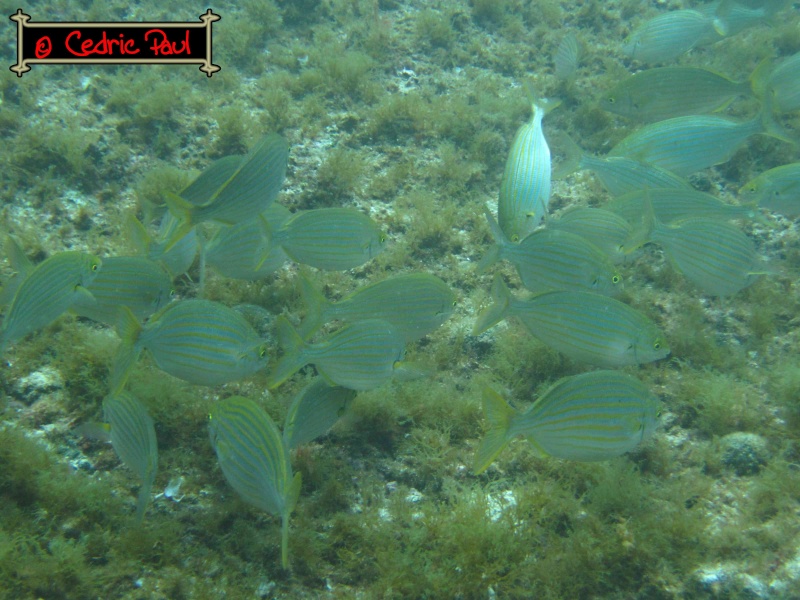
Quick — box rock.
[720,432,769,476]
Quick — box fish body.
[607,187,756,224]
[547,208,633,263]
[111,299,269,393]
[623,10,714,64]
[103,392,158,524]
[164,134,289,244]
[480,209,622,296]
[602,67,751,122]
[298,272,455,342]
[740,162,800,216]
[71,256,172,326]
[499,98,559,241]
[650,218,761,296]
[474,371,660,473]
[273,208,385,271]
[209,396,301,569]
[610,113,765,177]
[0,251,101,354]
[268,317,405,391]
[473,275,669,367]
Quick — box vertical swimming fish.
[498,95,560,241]
[209,396,301,569]
[0,251,102,354]
[474,371,660,474]
[103,392,158,524]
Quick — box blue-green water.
[1,1,800,598]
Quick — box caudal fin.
[266,316,308,389]
[472,274,513,335]
[110,307,144,395]
[473,386,517,474]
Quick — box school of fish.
[0,0,798,571]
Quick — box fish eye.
[607,97,615,104]
[452,300,457,307]
[612,274,621,284]
[511,234,520,242]
[169,288,176,298]
[91,263,99,271]
[653,341,661,350]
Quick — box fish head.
[633,326,670,364]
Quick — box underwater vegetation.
[1,0,800,598]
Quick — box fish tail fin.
[474,386,517,474]
[297,273,329,340]
[758,85,795,146]
[4,236,33,274]
[621,190,658,254]
[125,214,153,255]
[524,82,561,115]
[551,131,584,179]
[162,192,196,251]
[134,478,153,525]
[476,208,507,274]
[280,471,302,570]
[267,317,307,389]
[473,274,512,335]
[252,216,273,271]
[748,57,772,99]
[111,307,144,395]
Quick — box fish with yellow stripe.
[1,251,102,355]
[103,392,158,524]
[473,275,669,367]
[164,134,289,247]
[111,299,269,393]
[209,396,301,569]
[268,316,405,391]
[474,371,660,474]
[498,95,560,242]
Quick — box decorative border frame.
[9,8,221,77]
